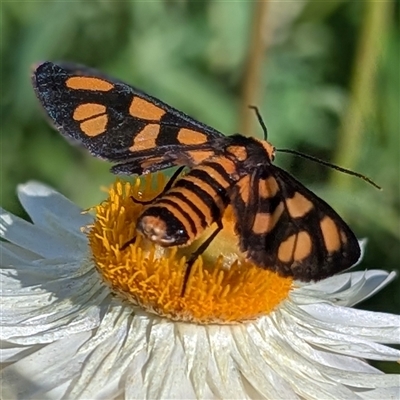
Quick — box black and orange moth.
[32,61,368,293]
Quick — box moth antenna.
[277,148,381,190]
[248,105,268,141]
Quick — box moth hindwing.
[32,62,361,283]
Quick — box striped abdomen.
[137,156,238,246]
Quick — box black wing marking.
[32,62,223,175]
[230,166,361,281]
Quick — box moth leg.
[180,219,224,297]
[121,236,137,250]
[131,166,185,205]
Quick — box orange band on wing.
[186,150,215,165]
[66,77,114,91]
[177,128,208,145]
[80,114,108,136]
[286,192,313,218]
[259,177,279,199]
[73,103,106,121]
[251,202,284,235]
[130,124,160,152]
[320,216,341,253]
[129,97,166,120]
[278,231,312,263]
[237,175,251,204]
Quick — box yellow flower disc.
[88,176,293,324]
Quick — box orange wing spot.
[278,231,312,263]
[259,176,279,199]
[268,202,284,232]
[66,77,113,91]
[177,129,208,145]
[320,216,341,253]
[130,124,160,152]
[187,150,215,165]
[80,114,108,136]
[294,231,312,261]
[129,97,166,121]
[286,192,313,218]
[252,213,271,234]
[252,202,284,235]
[226,145,247,161]
[73,103,106,121]
[237,175,251,204]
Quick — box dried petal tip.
[89,177,292,324]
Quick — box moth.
[33,62,373,293]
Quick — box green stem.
[330,1,392,189]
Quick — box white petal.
[229,323,300,399]
[244,318,359,400]
[1,182,92,260]
[2,331,91,399]
[293,270,396,306]
[1,241,42,265]
[300,303,400,344]
[0,209,86,259]
[17,181,92,235]
[359,387,400,399]
[342,270,397,306]
[1,261,105,346]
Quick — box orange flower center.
[88,176,292,324]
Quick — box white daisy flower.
[1,179,399,400]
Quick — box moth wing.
[230,166,361,281]
[32,62,223,175]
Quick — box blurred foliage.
[1,0,399,371]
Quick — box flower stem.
[330,1,392,190]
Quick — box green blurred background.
[1,1,399,371]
